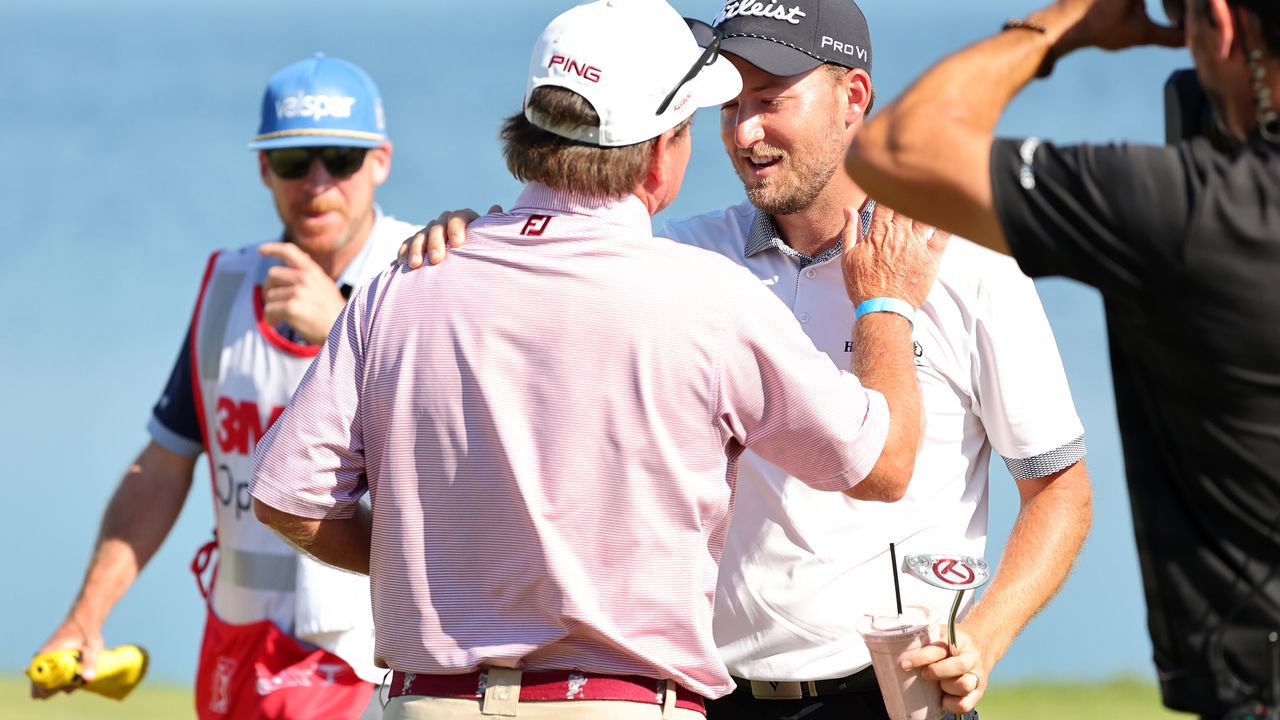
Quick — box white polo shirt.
[659,200,1085,681]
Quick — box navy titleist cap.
[249,53,387,150]
[711,0,872,77]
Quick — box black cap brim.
[720,35,823,77]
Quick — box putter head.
[904,554,990,591]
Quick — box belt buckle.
[748,680,807,700]
[480,668,521,717]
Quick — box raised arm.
[844,0,1181,250]
[843,204,950,500]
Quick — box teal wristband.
[855,297,915,326]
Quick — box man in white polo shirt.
[250,1,950,718]
[404,1,1092,718]
[668,3,1092,719]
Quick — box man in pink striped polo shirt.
[249,1,946,718]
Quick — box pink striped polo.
[250,183,890,700]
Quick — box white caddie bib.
[186,213,417,684]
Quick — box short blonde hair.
[822,64,875,117]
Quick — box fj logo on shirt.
[521,215,553,237]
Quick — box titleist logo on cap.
[714,1,807,26]
[274,92,357,122]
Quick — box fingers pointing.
[259,242,316,270]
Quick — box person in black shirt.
[844,0,1280,718]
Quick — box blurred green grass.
[2,675,1193,719]
[3,675,192,719]
[978,676,1192,719]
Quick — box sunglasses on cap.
[656,18,724,116]
[264,146,370,180]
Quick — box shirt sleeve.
[146,327,204,458]
[715,274,890,492]
[966,259,1086,479]
[250,281,371,519]
[989,137,1196,300]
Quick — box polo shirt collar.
[513,182,652,232]
[335,204,385,289]
[744,210,782,258]
[744,203,876,268]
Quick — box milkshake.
[856,605,944,720]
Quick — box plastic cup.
[856,605,944,720]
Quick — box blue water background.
[1,0,1188,688]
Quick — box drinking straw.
[889,543,903,616]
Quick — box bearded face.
[259,145,389,256]
[733,130,844,216]
[720,58,852,216]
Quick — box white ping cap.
[525,0,742,147]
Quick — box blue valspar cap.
[248,53,387,150]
